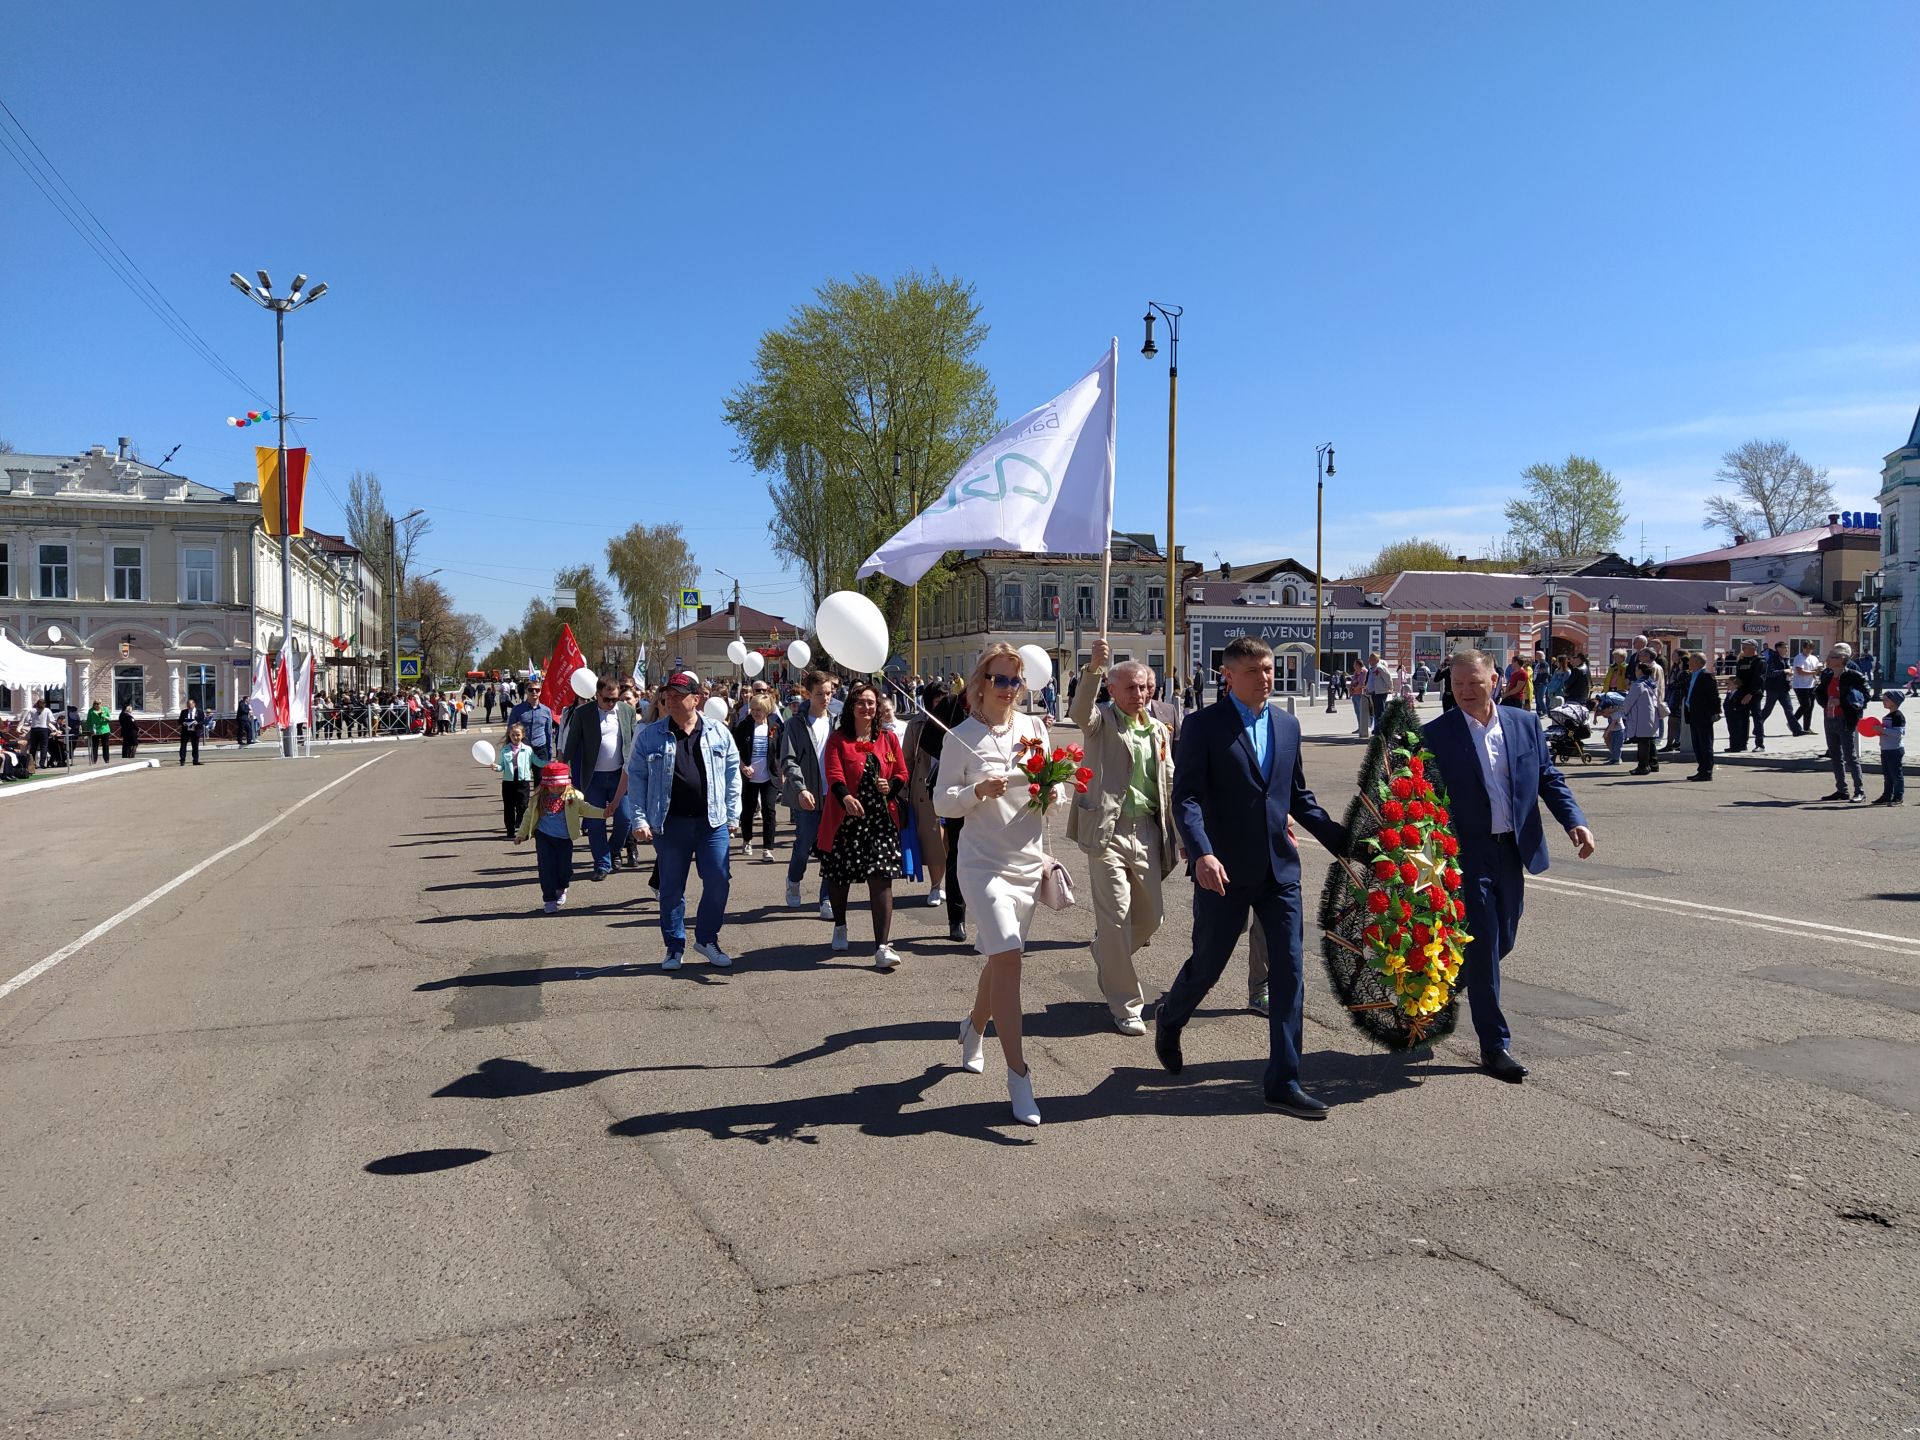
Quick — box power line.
[0,93,270,405]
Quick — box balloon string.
[876,675,988,763]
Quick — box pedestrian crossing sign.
[679,588,701,609]
[398,654,422,681]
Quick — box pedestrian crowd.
[476,640,1601,1130]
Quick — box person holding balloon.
[556,671,637,881]
[494,723,535,840]
[933,642,1054,1126]
[778,665,836,917]
[1867,692,1905,806]
[614,671,742,970]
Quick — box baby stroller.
[1545,701,1593,765]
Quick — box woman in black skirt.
[816,680,910,970]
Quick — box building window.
[1145,584,1164,621]
[182,547,216,603]
[1887,515,1900,558]
[37,542,70,599]
[1038,581,1060,623]
[187,663,216,710]
[1075,583,1095,622]
[1111,585,1131,623]
[0,541,8,595]
[112,545,144,601]
[1412,633,1445,671]
[1550,595,1569,619]
[1001,582,1023,623]
[113,666,145,711]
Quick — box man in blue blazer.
[1156,637,1349,1118]
[1422,649,1597,1083]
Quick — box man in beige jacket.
[1069,639,1180,1035]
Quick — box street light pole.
[230,269,326,758]
[1606,593,1620,657]
[1142,303,1182,688]
[1315,443,1335,701]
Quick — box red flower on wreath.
[1366,889,1391,915]
[1443,868,1462,890]
[1377,825,1401,851]
[1398,899,1414,921]
[1397,861,1419,885]
[1379,800,1405,823]
[1405,800,1428,822]
[1431,804,1450,826]
[1439,834,1460,858]
[1373,858,1396,881]
[1412,923,1431,947]
[1408,757,1425,780]
[1390,777,1415,800]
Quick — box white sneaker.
[785,881,804,907]
[1008,1064,1041,1126]
[831,925,849,952]
[818,899,834,922]
[661,951,683,971]
[1114,1013,1147,1037]
[927,887,945,907]
[695,941,732,969]
[555,890,568,907]
[874,944,901,971]
[958,1016,986,1073]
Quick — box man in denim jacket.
[613,671,742,970]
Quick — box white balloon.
[1017,644,1053,691]
[726,639,749,666]
[786,639,812,669]
[570,667,597,699]
[47,625,62,644]
[814,590,889,673]
[742,651,765,677]
[471,739,497,767]
[701,696,730,725]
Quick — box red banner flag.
[538,624,587,715]
[255,446,310,537]
[272,647,292,728]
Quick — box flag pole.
[1098,337,1117,666]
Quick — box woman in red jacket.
[818,680,911,970]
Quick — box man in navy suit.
[1155,637,1348,1118]
[1422,649,1597,1083]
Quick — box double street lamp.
[1141,302,1182,688]
[230,269,327,758]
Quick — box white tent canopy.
[0,629,68,690]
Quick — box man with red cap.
[614,671,742,969]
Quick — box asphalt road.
[1,712,1914,1439]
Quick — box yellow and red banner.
[255,446,309,536]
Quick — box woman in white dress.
[934,642,1049,1126]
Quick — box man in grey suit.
[778,669,836,918]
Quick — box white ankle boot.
[1007,1064,1041,1126]
[957,1017,985,1073]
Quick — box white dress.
[934,712,1048,955]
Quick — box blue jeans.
[1606,722,1625,763]
[656,814,731,953]
[1882,748,1905,802]
[533,831,573,904]
[582,769,633,875]
[786,806,827,899]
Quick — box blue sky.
[4,2,1915,640]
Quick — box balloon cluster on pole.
[226,410,277,428]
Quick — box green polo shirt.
[1117,707,1161,818]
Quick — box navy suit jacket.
[1422,705,1585,880]
[1172,697,1346,890]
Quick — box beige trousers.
[1087,816,1166,1020]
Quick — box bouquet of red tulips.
[1014,736,1091,814]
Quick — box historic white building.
[1876,406,1919,681]
[0,442,381,720]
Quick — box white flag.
[248,652,273,723]
[290,642,311,727]
[857,340,1117,585]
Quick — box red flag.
[272,648,292,728]
[538,624,587,714]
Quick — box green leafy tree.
[480,565,619,679]
[1503,455,1626,563]
[1704,438,1835,539]
[723,270,999,636]
[605,522,699,677]
[344,468,430,593]
[1352,539,1468,576]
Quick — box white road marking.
[1530,874,1920,958]
[0,753,391,1003]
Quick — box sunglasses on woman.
[988,674,1022,690]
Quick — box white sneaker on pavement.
[831,925,849,952]
[694,941,732,969]
[1114,1013,1147,1036]
[927,887,944,907]
[874,944,901,971]
[661,952,683,971]
[818,899,834,922]
[785,881,804,907]
[556,890,568,907]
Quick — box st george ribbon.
[857,340,1117,585]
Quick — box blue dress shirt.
[1229,691,1274,782]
